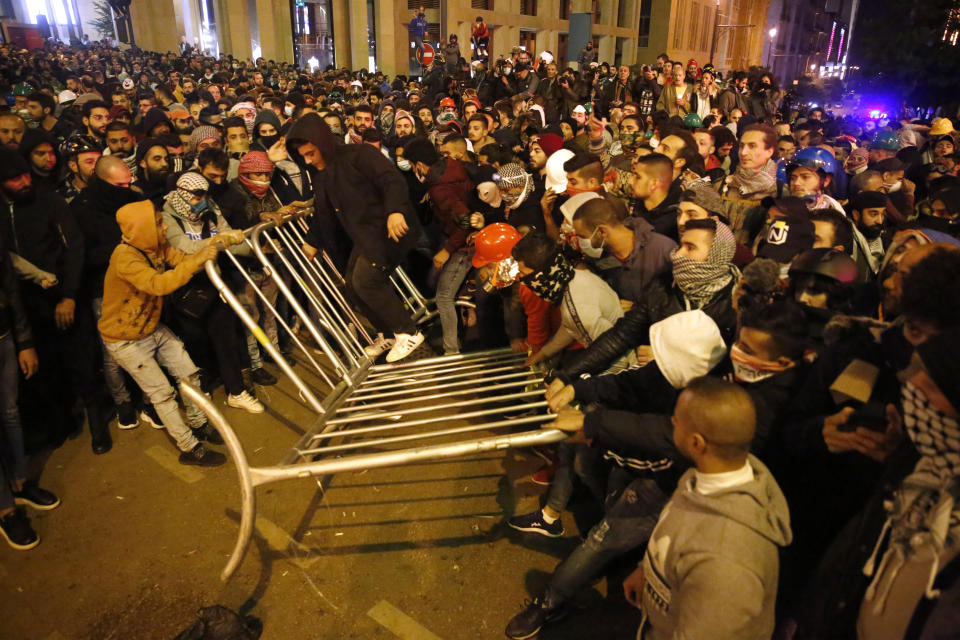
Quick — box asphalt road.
[0,362,642,640]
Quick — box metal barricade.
[187,213,563,580]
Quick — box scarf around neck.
[521,250,575,305]
[671,222,740,308]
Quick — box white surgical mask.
[578,228,605,258]
[396,159,411,171]
[284,105,294,117]
[885,180,902,193]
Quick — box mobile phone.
[839,402,888,433]
[584,103,593,115]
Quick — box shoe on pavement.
[227,391,265,414]
[0,509,39,551]
[505,597,568,640]
[531,463,556,486]
[178,443,226,467]
[250,367,278,386]
[385,332,424,363]
[13,481,60,511]
[91,430,112,455]
[507,510,564,537]
[192,422,225,445]
[116,401,139,430]
[364,333,395,358]
[140,406,164,429]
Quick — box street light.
[766,27,777,72]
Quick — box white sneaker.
[227,391,265,414]
[364,333,395,357]
[385,332,424,363]
[140,410,165,430]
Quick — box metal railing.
[185,213,562,580]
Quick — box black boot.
[86,400,113,455]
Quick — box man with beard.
[25,92,72,143]
[103,121,137,175]
[19,129,59,189]
[0,114,26,150]
[132,138,170,208]
[848,191,888,281]
[0,149,110,455]
[168,105,195,147]
[57,135,103,203]
[81,100,111,143]
[71,157,142,429]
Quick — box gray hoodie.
[640,454,792,640]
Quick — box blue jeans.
[105,324,204,452]
[92,297,131,406]
[545,442,608,513]
[435,249,473,354]
[545,470,672,606]
[0,334,25,511]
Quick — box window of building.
[701,7,712,51]
[471,0,492,9]
[637,0,652,48]
[407,0,439,8]
[293,0,334,70]
[519,29,536,52]
[560,0,571,20]
[520,0,537,16]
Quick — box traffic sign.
[417,42,434,66]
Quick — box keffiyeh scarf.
[671,221,740,308]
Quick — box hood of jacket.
[284,111,333,165]
[117,200,161,255]
[143,107,170,135]
[253,108,281,138]
[678,454,792,548]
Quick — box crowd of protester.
[1,32,960,640]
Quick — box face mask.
[729,343,791,384]
[566,185,594,197]
[503,67,512,76]
[190,198,210,214]
[482,257,520,292]
[258,134,280,149]
[885,180,902,193]
[396,159,411,171]
[578,228,605,258]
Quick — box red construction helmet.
[472,223,522,267]
[439,97,456,109]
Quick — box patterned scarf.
[728,157,778,199]
[164,172,209,223]
[902,381,960,480]
[521,250,575,305]
[671,221,740,308]
[238,151,274,199]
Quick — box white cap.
[122,78,134,90]
[544,148,575,195]
[58,89,77,104]
[559,191,600,224]
[350,80,362,87]
[649,310,726,389]
[572,104,586,114]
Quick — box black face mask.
[2,185,35,203]
[259,134,280,149]
[859,222,884,240]
[208,181,228,197]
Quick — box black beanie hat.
[0,148,30,182]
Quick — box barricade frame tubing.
[189,213,563,580]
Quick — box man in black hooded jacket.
[284,113,425,362]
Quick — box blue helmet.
[785,147,839,178]
[776,158,788,184]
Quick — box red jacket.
[426,158,474,253]
[518,284,563,351]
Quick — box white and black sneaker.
[140,406,164,430]
[227,391,265,414]
[0,509,39,550]
[116,401,139,430]
[385,332,424,363]
[178,443,226,467]
[364,333,395,358]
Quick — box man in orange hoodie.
[98,200,243,466]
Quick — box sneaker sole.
[0,525,39,551]
[530,475,553,486]
[385,337,425,363]
[15,496,61,511]
[140,413,164,430]
[227,403,265,414]
[117,420,139,430]
[507,522,564,538]
[506,626,543,640]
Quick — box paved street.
[0,363,641,639]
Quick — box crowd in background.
[1,30,960,640]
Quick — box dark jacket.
[287,113,420,269]
[0,230,34,350]
[424,158,474,254]
[718,88,749,116]
[2,190,85,302]
[553,273,738,382]
[71,177,143,299]
[602,217,676,302]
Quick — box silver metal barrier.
[189,214,562,581]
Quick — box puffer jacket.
[553,273,738,383]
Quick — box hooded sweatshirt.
[640,454,792,640]
[98,200,209,342]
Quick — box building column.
[212,0,252,60]
[129,0,180,53]
[349,0,369,69]
[331,0,350,69]
[597,33,614,64]
[255,0,294,62]
[376,0,400,77]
